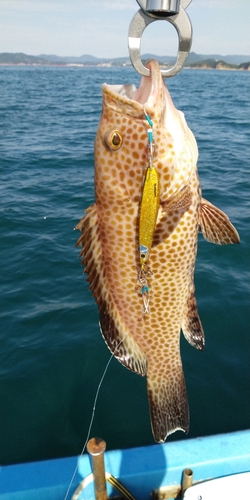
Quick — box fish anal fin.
[75,204,147,377]
[182,284,205,350]
[147,363,189,443]
[161,185,192,213]
[199,198,240,245]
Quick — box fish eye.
[104,130,123,151]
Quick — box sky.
[0,0,250,58]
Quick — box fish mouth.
[103,60,164,115]
[132,60,162,107]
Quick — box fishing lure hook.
[128,0,193,77]
[137,111,160,314]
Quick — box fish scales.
[76,60,240,442]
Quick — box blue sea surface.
[0,66,249,465]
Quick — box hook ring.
[128,6,192,77]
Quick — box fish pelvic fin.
[181,284,205,350]
[199,198,240,245]
[75,204,147,376]
[147,363,189,443]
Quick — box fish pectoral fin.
[199,198,240,244]
[181,284,205,350]
[75,204,147,377]
[161,185,192,213]
[147,363,189,443]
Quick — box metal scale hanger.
[128,0,193,77]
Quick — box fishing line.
[64,299,148,500]
[63,351,114,500]
[63,337,125,500]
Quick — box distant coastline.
[1,52,250,71]
[186,59,250,71]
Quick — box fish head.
[95,60,198,204]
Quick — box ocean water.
[0,66,249,466]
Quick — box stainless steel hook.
[128,0,193,77]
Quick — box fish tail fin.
[147,363,189,443]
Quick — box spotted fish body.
[76,60,239,442]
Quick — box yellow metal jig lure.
[138,111,160,313]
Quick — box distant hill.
[36,52,250,66]
[186,52,250,65]
[189,58,250,70]
[38,53,100,63]
[0,52,65,65]
[1,51,250,68]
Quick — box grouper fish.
[76,60,239,443]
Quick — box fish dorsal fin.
[199,198,240,245]
[181,284,205,350]
[161,185,192,213]
[75,204,147,376]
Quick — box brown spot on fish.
[76,60,239,443]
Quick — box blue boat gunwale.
[1,429,250,500]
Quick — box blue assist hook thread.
[144,109,154,168]
[144,110,153,128]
